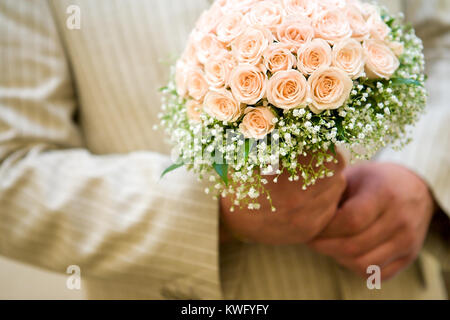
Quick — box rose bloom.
[297,38,332,75]
[245,1,285,32]
[210,0,228,10]
[267,70,309,109]
[332,38,365,79]
[195,33,226,65]
[216,12,244,44]
[204,53,237,89]
[263,43,296,73]
[346,5,369,41]
[364,40,400,79]
[282,0,317,17]
[224,0,260,14]
[367,14,390,41]
[181,34,200,66]
[313,9,352,43]
[239,107,275,139]
[186,100,203,123]
[232,26,274,65]
[276,19,314,52]
[195,6,223,34]
[229,64,268,105]
[359,2,379,20]
[308,66,353,112]
[186,67,208,101]
[203,89,243,123]
[315,0,347,10]
[389,41,404,57]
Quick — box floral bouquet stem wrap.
[159,0,427,211]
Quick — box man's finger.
[318,190,381,238]
[380,254,415,281]
[337,233,411,275]
[308,209,399,258]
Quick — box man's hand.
[220,153,346,245]
[309,163,436,281]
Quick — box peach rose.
[263,43,296,73]
[181,33,200,66]
[297,38,332,75]
[204,53,237,89]
[186,67,208,101]
[216,12,244,44]
[210,0,228,10]
[232,26,274,65]
[346,5,369,41]
[195,6,223,34]
[175,60,188,97]
[267,70,309,110]
[313,9,352,43]
[332,38,365,79]
[195,33,226,65]
[367,14,390,41]
[308,66,353,112]
[225,0,260,14]
[239,107,275,139]
[364,40,400,79]
[245,1,285,32]
[359,3,379,20]
[315,0,346,11]
[186,100,203,123]
[282,0,317,17]
[203,89,243,123]
[276,19,314,52]
[229,64,267,105]
[388,41,404,57]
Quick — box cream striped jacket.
[0,0,448,299]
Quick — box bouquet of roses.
[159,0,426,211]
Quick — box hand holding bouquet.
[159,0,426,211]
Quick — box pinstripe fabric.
[376,0,450,273]
[0,0,448,299]
[377,0,450,218]
[0,0,221,300]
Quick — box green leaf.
[160,162,184,178]
[391,78,422,86]
[213,163,228,186]
[329,143,336,156]
[335,117,349,142]
[244,139,253,163]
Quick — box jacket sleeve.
[376,0,450,270]
[0,0,221,299]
